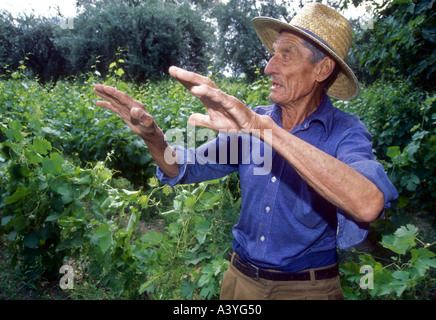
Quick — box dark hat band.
[292,25,333,52]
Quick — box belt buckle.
[250,263,259,281]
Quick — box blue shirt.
[157,93,398,272]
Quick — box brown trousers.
[220,258,344,300]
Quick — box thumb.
[187,113,210,128]
[131,107,153,127]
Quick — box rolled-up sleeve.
[156,134,239,186]
[156,145,190,186]
[336,124,398,210]
[335,122,399,249]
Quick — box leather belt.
[227,252,338,281]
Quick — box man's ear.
[315,57,336,83]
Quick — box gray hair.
[303,39,327,65]
[303,39,339,88]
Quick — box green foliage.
[348,0,436,91]
[335,80,436,212]
[0,0,300,83]
[1,60,434,300]
[0,68,253,299]
[341,224,436,300]
[0,0,212,83]
[211,0,290,80]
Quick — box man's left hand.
[169,66,269,134]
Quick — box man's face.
[264,32,320,107]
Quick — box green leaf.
[94,224,113,254]
[411,248,436,276]
[180,280,195,299]
[45,212,63,222]
[194,220,210,245]
[5,128,23,142]
[199,284,215,299]
[386,146,401,160]
[9,120,23,131]
[381,224,418,255]
[33,138,52,155]
[197,192,221,210]
[147,177,159,187]
[163,185,172,196]
[13,215,29,232]
[25,150,43,165]
[24,232,39,248]
[182,251,210,265]
[401,174,420,191]
[100,196,114,211]
[1,216,13,227]
[140,231,163,245]
[394,224,418,251]
[6,186,31,205]
[42,153,64,175]
[57,184,74,204]
[126,211,139,233]
[115,68,125,77]
[391,270,411,297]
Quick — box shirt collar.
[270,92,334,139]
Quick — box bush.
[341,224,436,300]
[0,68,258,299]
[1,69,434,300]
[0,0,212,83]
[335,80,436,212]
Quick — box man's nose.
[264,55,278,75]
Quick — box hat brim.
[252,17,359,101]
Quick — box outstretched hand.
[169,66,265,134]
[93,84,160,141]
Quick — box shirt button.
[271,176,277,183]
[265,206,270,212]
[260,236,265,242]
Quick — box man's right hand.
[93,84,179,178]
[94,84,160,142]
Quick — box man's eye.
[282,53,291,61]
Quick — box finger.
[94,85,124,108]
[94,84,116,101]
[191,84,230,108]
[169,66,218,90]
[187,113,210,128]
[95,100,117,113]
[94,85,142,110]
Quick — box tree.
[212,0,292,80]
[0,11,20,74]
[346,0,436,91]
[57,0,212,82]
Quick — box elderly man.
[94,3,398,300]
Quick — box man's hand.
[93,84,179,178]
[94,84,160,142]
[169,66,269,134]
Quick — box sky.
[1,0,78,17]
[0,0,369,19]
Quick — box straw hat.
[252,3,359,100]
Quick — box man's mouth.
[271,80,283,89]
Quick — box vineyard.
[1,62,435,300]
[0,0,435,302]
